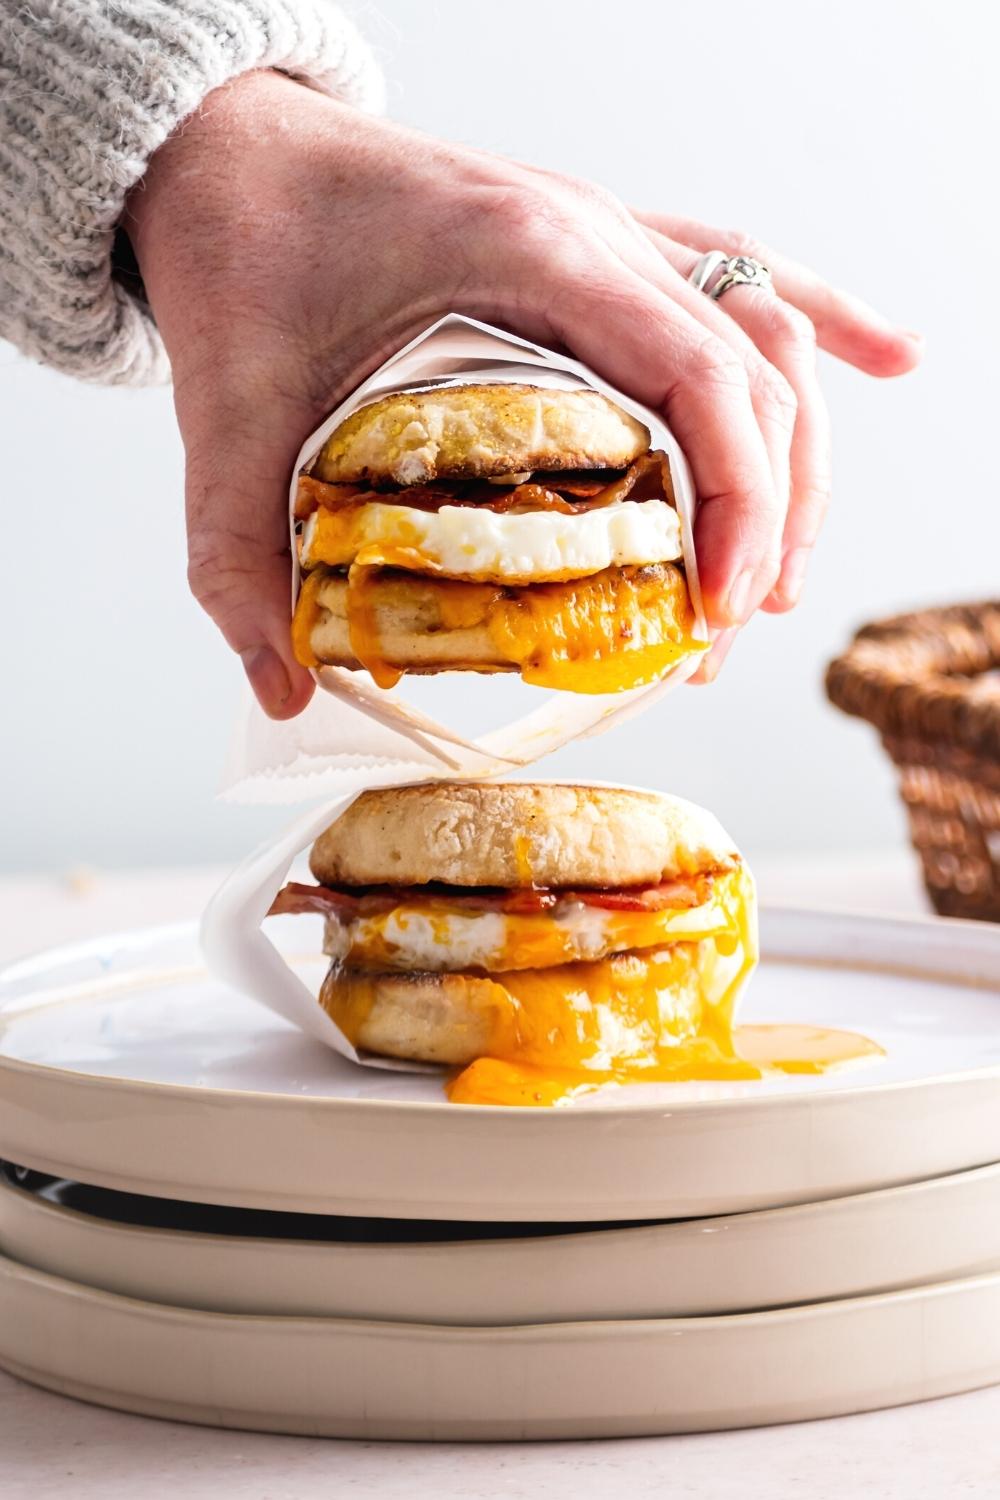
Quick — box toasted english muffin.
[319,964,507,1065]
[305,569,509,673]
[297,561,692,679]
[310,384,650,486]
[309,781,739,890]
[318,944,707,1066]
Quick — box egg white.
[301,498,682,582]
[323,896,729,973]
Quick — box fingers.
[641,224,830,610]
[629,225,800,606]
[185,449,315,720]
[532,248,784,627]
[496,172,796,567]
[704,285,831,612]
[635,211,923,377]
[615,228,796,544]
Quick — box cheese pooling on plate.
[290,385,704,693]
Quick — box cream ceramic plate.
[1,910,1000,1220]
[0,1252,998,1439]
[4,1161,1000,1323]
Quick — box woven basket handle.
[826,601,1000,758]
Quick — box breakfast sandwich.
[290,384,702,694]
[268,781,759,1106]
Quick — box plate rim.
[4,1157,1000,1255]
[2,906,1000,1121]
[4,1248,999,1441]
[3,1245,1000,1333]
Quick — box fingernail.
[240,645,292,711]
[776,546,810,607]
[724,569,756,626]
[902,329,924,343]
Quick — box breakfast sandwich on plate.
[269,780,760,1104]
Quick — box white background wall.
[2,0,997,873]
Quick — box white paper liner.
[201,770,442,1068]
[201,775,756,1074]
[220,315,706,804]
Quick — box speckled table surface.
[2,1371,999,1500]
[1,857,998,1499]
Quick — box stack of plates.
[1,907,1000,1439]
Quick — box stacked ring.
[689,251,774,301]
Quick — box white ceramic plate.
[3,1160,1000,1324]
[1,910,1000,1220]
[0,1251,998,1440]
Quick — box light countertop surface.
[1,854,998,1499]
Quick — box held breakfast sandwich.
[268,780,762,1106]
[290,384,703,694]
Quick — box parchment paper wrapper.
[220,314,706,804]
[202,772,431,1067]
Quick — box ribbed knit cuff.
[0,0,384,385]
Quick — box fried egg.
[300,498,682,583]
[322,884,741,974]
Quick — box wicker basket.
[826,601,1000,922]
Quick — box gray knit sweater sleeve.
[0,1,383,385]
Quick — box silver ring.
[688,250,729,293]
[709,254,773,301]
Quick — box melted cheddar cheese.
[346,562,399,689]
[291,561,703,695]
[445,1024,885,1104]
[290,569,324,669]
[734,1023,885,1075]
[478,564,702,694]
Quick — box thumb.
[185,450,314,720]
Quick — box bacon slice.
[267,882,396,918]
[267,872,717,921]
[294,451,674,521]
[574,878,716,911]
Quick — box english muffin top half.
[310,384,651,487]
[309,782,738,890]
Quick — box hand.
[126,69,921,717]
